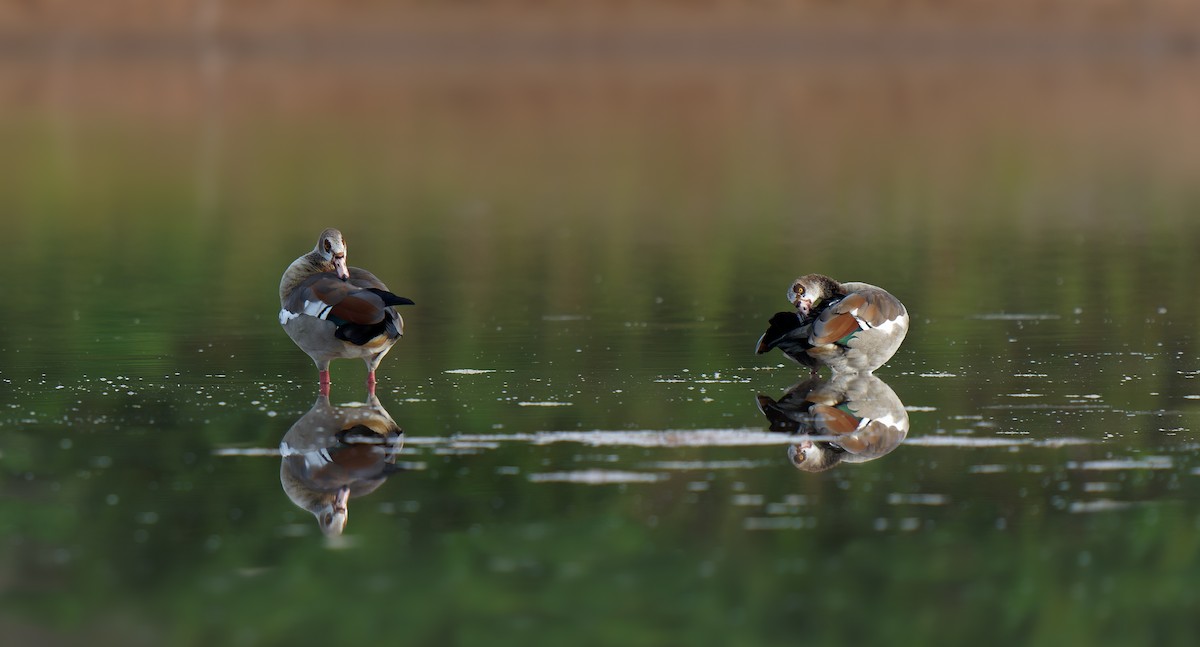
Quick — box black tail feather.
[759,311,806,352]
[366,288,415,307]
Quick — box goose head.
[315,228,350,280]
[787,274,841,318]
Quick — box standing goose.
[280,228,414,392]
[756,274,908,375]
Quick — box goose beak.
[333,255,350,280]
[320,486,351,537]
[334,485,350,513]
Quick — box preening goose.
[756,274,908,375]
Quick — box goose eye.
[324,240,332,253]
[794,284,805,296]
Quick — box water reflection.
[755,374,908,472]
[279,393,405,536]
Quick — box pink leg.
[319,370,331,396]
[366,371,377,394]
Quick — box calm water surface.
[3,50,1200,646]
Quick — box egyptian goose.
[756,373,909,472]
[756,274,908,375]
[279,393,405,536]
[279,228,414,392]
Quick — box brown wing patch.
[855,300,885,327]
[347,267,388,291]
[829,292,867,314]
[329,444,384,470]
[844,288,905,327]
[296,275,387,325]
[810,404,861,436]
[307,278,353,306]
[810,311,861,345]
[330,292,386,325]
[285,275,346,313]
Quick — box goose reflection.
[280,392,405,536]
[755,373,908,472]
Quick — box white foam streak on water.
[887,493,949,506]
[400,437,447,445]
[449,441,500,450]
[443,369,496,374]
[1069,457,1173,470]
[528,470,665,484]
[1069,499,1136,513]
[211,447,280,456]
[983,403,1109,410]
[905,436,1093,448]
[970,313,1062,321]
[452,429,795,447]
[968,464,1009,474]
[640,459,773,470]
[744,517,814,531]
[1083,482,1120,492]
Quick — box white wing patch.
[279,300,335,325]
[872,412,906,429]
[846,297,907,335]
[279,441,335,470]
[305,448,334,469]
[870,316,907,335]
[301,299,333,319]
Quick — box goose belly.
[282,316,390,361]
